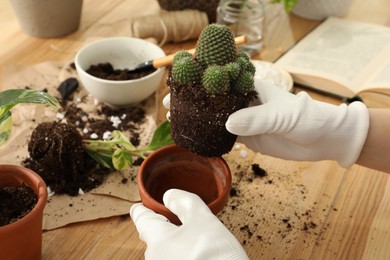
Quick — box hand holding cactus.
[167,24,257,157]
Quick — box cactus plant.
[170,23,255,95]
[202,65,230,94]
[195,24,237,68]
[172,50,193,64]
[224,62,241,81]
[167,23,258,157]
[171,56,202,85]
[232,71,255,94]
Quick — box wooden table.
[1,0,390,259]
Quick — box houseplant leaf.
[142,120,174,151]
[0,112,12,146]
[83,121,174,170]
[0,89,61,146]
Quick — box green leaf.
[111,130,136,150]
[0,89,60,118]
[83,120,173,171]
[143,121,174,151]
[270,0,297,12]
[0,89,60,146]
[0,111,12,146]
[112,149,133,170]
[85,150,114,169]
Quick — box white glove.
[130,189,248,260]
[226,78,370,168]
[162,93,171,121]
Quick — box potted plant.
[167,24,257,157]
[0,89,60,259]
[271,0,352,20]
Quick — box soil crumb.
[0,184,37,226]
[86,62,156,81]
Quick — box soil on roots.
[23,121,110,196]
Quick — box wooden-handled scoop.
[130,35,247,73]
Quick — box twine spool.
[130,10,208,46]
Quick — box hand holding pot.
[226,78,370,168]
[130,189,248,260]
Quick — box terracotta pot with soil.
[168,24,257,157]
[0,165,48,260]
[137,144,231,225]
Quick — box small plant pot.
[9,0,83,38]
[0,165,48,260]
[137,144,231,225]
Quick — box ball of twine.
[130,10,209,46]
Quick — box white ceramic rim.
[74,37,166,84]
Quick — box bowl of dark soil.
[137,144,232,225]
[0,164,48,260]
[75,37,166,107]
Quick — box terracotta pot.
[9,0,83,38]
[0,165,48,260]
[138,144,232,225]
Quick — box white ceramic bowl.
[75,37,166,107]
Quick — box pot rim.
[137,144,231,221]
[0,164,48,231]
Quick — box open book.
[274,17,390,107]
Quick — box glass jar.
[216,0,265,55]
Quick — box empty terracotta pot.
[137,144,231,225]
[0,165,48,260]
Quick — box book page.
[361,55,390,89]
[275,17,390,96]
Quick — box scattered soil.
[167,67,257,157]
[0,184,37,226]
[59,102,145,142]
[86,62,156,81]
[217,157,332,258]
[22,71,149,196]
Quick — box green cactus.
[170,24,256,95]
[195,24,237,69]
[232,71,255,94]
[171,56,201,85]
[172,50,193,64]
[202,65,230,94]
[236,55,256,75]
[224,62,241,81]
[237,52,250,61]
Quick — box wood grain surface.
[1,0,389,259]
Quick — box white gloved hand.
[226,78,370,168]
[162,93,171,121]
[130,189,248,260]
